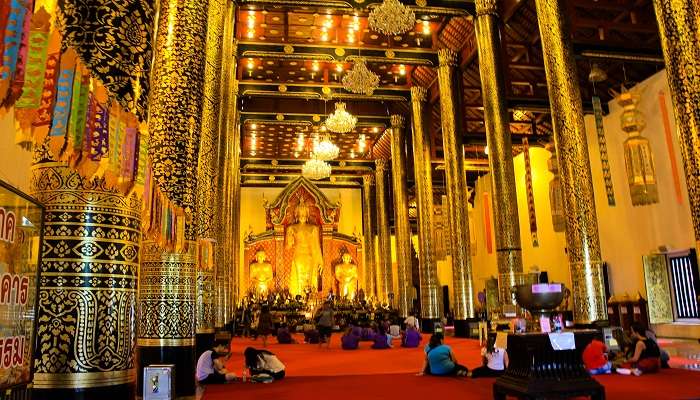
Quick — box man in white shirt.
[196,340,237,385]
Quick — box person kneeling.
[401,326,422,348]
[471,336,508,378]
[371,325,392,349]
[342,327,361,350]
[419,333,468,377]
[196,340,237,385]
[277,324,296,344]
[244,347,286,381]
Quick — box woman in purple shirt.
[341,327,361,350]
[402,326,422,348]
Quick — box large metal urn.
[512,283,566,316]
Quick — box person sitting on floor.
[276,323,295,344]
[304,324,320,344]
[471,335,508,378]
[341,327,361,350]
[244,347,286,381]
[196,339,237,385]
[404,312,419,331]
[371,325,392,349]
[389,322,401,339]
[418,333,468,377]
[583,337,612,375]
[361,323,375,341]
[351,324,362,338]
[401,325,422,348]
[617,322,662,376]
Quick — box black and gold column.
[474,0,524,308]
[31,149,141,399]
[216,31,241,328]
[437,48,475,334]
[652,0,700,252]
[362,174,377,299]
[139,0,209,395]
[534,0,607,324]
[410,87,440,330]
[195,0,228,355]
[375,159,393,303]
[390,115,413,318]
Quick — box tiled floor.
[659,338,700,371]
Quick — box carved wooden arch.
[263,176,341,231]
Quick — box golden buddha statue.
[249,249,273,294]
[285,203,323,294]
[334,252,358,299]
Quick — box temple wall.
[0,109,33,193]
[239,186,363,297]
[470,69,695,300]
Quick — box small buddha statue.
[334,252,358,299]
[249,250,273,294]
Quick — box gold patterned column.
[390,115,413,318]
[362,174,377,299]
[31,149,141,397]
[474,0,524,308]
[437,48,475,329]
[535,0,607,323]
[410,87,440,325]
[216,24,241,327]
[139,0,208,396]
[195,0,228,342]
[652,0,700,250]
[375,159,393,303]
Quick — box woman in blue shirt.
[418,333,468,376]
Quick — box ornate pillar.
[375,159,393,303]
[652,0,700,251]
[138,0,209,395]
[195,0,228,354]
[410,87,440,329]
[390,115,413,318]
[534,0,607,323]
[216,28,241,327]
[362,174,376,299]
[437,48,475,334]
[31,152,141,399]
[474,0,524,308]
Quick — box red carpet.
[201,335,700,400]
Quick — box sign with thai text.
[0,181,42,390]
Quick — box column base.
[453,318,480,338]
[419,318,439,334]
[196,332,216,360]
[32,383,135,400]
[137,344,195,397]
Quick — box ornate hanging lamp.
[618,88,659,206]
[325,102,357,133]
[302,158,332,180]
[546,143,566,232]
[313,133,340,160]
[342,58,380,95]
[368,0,416,35]
[589,63,616,206]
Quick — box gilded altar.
[243,177,362,297]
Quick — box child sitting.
[341,327,361,350]
[401,326,422,348]
[583,338,612,375]
[470,335,508,378]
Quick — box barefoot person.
[196,339,237,385]
[418,333,468,377]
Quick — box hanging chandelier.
[368,0,416,36]
[302,158,332,180]
[313,135,340,160]
[342,58,380,95]
[325,102,357,133]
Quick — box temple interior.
[0,0,699,399]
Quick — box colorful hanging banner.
[523,138,539,247]
[592,96,616,206]
[658,90,684,205]
[0,0,30,103]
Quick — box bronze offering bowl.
[512,283,566,316]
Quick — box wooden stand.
[493,330,605,400]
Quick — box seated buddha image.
[249,249,273,295]
[334,252,358,299]
[285,203,323,295]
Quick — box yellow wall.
[470,69,695,300]
[238,185,363,296]
[0,109,33,193]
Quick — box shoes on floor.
[616,368,632,375]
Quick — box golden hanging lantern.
[618,89,659,206]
